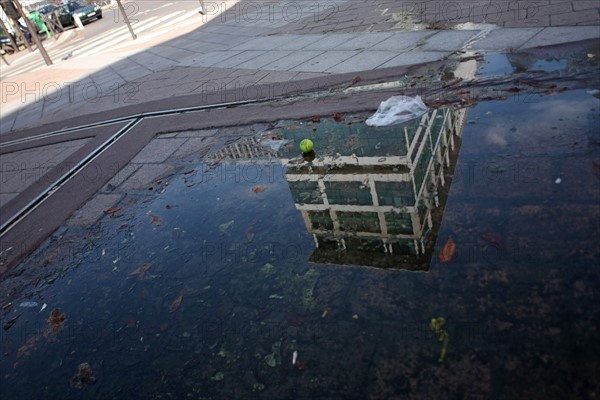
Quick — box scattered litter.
[2,302,12,310]
[366,96,427,126]
[19,301,38,308]
[321,310,328,318]
[555,178,562,184]
[292,350,298,365]
[260,140,289,152]
[39,303,47,313]
[352,314,359,320]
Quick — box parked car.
[0,24,47,54]
[55,1,102,27]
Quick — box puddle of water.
[478,53,515,77]
[1,88,599,398]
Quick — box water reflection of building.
[276,108,466,271]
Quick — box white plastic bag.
[365,95,428,127]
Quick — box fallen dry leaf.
[287,125,301,130]
[351,75,361,85]
[311,115,321,123]
[169,289,185,313]
[103,207,121,215]
[332,112,344,122]
[130,263,151,280]
[439,237,457,264]
[150,213,163,226]
[48,308,66,333]
[252,186,267,193]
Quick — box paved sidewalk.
[1,0,598,134]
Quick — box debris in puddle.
[321,310,328,318]
[219,220,234,233]
[19,301,38,308]
[210,372,224,381]
[48,308,66,332]
[70,362,97,389]
[168,289,185,313]
[252,186,267,193]
[311,115,321,123]
[352,314,359,320]
[149,213,163,226]
[439,237,457,264]
[39,303,47,313]
[3,314,21,331]
[430,317,449,363]
[555,178,562,184]
[366,96,427,126]
[332,112,344,122]
[103,207,121,215]
[292,350,298,365]
[2,302,12,310]
[264,353,277,367]
[130,263,151,280]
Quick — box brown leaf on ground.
[287,125,301,130]
[103,207,121,215]
[439,236,457,264]
[351,75,361,85]
[311,115,321,123]
[252,186,267,193]
[130,263,151,280]
[116,224,130,233]
[48,308,66,333]
[169,289,185,313]
[150,213,163,226]
[332,112,344,122]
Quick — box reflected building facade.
[276,108,466,271]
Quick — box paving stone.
[471,28,544,50]
[326,51,399,73]
[260,50,324,71]
[67,193,124,227]
[378,51,449,68]
[292,50,359,72]
[370,31,436,51]
[130,138,188,164]
[421,30,480,51]
[118,164,176,192]
[521,26,600,48]
[335,32,395,50]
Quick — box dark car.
[55,1,102,27]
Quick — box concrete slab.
[378,51,449,68]
[118,164,176,192]
[67,193,124,226]
[231,35,295,51]
[336,32,396,51]
[326,51,399,73]
[471,28,545,51]
[521,26,600,48]
[307,33,361,50]
[130,138,188,164]
[370,31,435,51]
[260,50,324,71]
[213,51,267,69]
[422,30,480,51]
[292,51,360,72]
[235,50,295,69]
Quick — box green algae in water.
[430,317,449,363]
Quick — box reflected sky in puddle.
[1,88,599,398]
